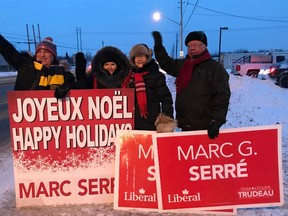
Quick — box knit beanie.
[185,31,208,46]
[129,44,153,64]
[35,37,57,57]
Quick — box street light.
[152,3,183,58]
[218,27,228,63]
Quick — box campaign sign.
[153,125,283,211]
[114,130,158,211]
[7,89,134,207]
[114,130,236,215]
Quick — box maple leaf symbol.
[182,189,189,195]
[139,188,145,194]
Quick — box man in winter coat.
[152,31,231,139]
[0,34,76,99]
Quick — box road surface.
[0,76,15,149]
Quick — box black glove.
[152,31,163,46]
[54,84,70,99]
[207,120,221,139]
[75,52,87,88]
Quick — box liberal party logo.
[124,188,156,202]
[167,189,201,203]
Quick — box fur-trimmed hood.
[91,46,130,88]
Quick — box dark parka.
[153,45,231,130]
[88,46,130,89]
[130,58,174,131]
[0,34,76,91]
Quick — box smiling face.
[134,55,147,68]
[36,49,55,67]
[103,61,118,74]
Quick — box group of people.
[0,30,231,138]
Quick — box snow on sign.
[7,89,134,208]
[153,125,284,211]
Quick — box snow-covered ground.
[0,71,287,216]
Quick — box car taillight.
[270,67,276,74]
[236,65,240,71]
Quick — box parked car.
[258,59,288,80]
[268,59,288,79]
[276,70,288,88]
[258,63,278,80]
[231,52,288,78]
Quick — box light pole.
[218,27,228,63]
[179,0,183,58]
[153,1,184,58]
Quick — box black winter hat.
[101,53,117,65]
[185,31,208,46]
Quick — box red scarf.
[122,71,149,119]
[176,49,211,93]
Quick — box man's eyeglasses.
[188,43,204,48]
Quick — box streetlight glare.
[153,12,161,21]
[152,0,184,59]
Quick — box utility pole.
[179,0,183,58]
[218,27,228,63]
[79,27,82,52]
[175,33,178,58]
[76,27,83,52]
[37,24,41,42]
[32,25,37,50]
[26,24,31,52]
[76,27,79,52]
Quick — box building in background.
[0,54,14,72]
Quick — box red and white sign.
[153,125,283,211]
[7,89,134,207]
[114,130,236,215]
[114,130,158,211]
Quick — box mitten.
[207,120,221,139]
[155,113,177,133]
[54,84,70,99]
[152,31,163,46]
[75,52,87,88]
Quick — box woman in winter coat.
[75,46,130,89]
[126,44,176,131]
[0,34,76,98]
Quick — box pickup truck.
[231,52,288,78]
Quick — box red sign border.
[153,125,283,211]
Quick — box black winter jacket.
[130,58,174,130]
[0,34,76,90]
[154,45,231,130]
